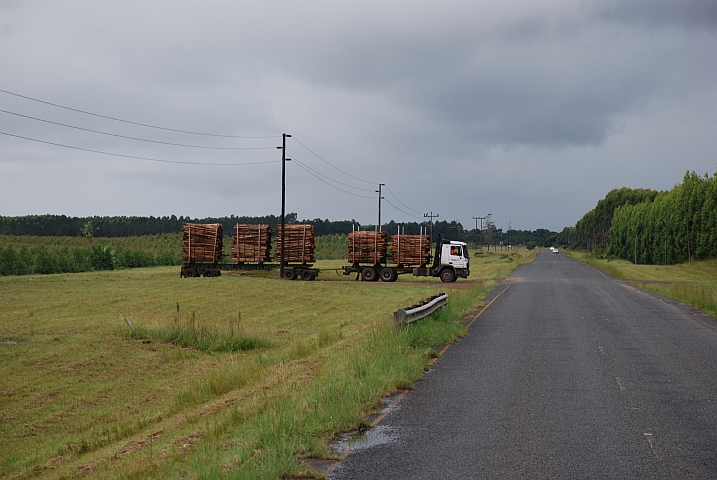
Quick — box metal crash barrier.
[393,293,448,327]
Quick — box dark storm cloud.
[599,0,717,31]
[246,1,715,149]
[1,1,716,230]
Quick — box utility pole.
[376,183,385,232]
[485,213,493,251]
[507,219,512,248]
[278,133,291,279]
[473,216,485,250]
[424,212,439,244]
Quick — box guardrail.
[393,293,448,326]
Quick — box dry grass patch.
[565,251,717,316]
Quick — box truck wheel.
[380,267,397,282]
[283,269,297,280]
[440,268,456,283]
[204,269,214,278]
[361,267,378,282]
[184,268,197,278]
[301,270,313,281]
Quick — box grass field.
[564,251,717,317]
[0,248,535,479]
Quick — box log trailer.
[180,261,319,280]
[180,223,320,280]
[342,234,470,283]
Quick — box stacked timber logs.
[182,223,223,263]
[348,230,388,264]
[276,224,315,264]
[232,224,272,263]
[390,234,431,266]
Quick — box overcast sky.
[1,1,715,232]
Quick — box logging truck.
[180,223,469,283]
[342,234,470,283]
[180,223,320,280]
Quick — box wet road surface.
[330,250,717,479]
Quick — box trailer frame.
[180,262,319,280]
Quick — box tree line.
[574,187,660,251]
[0,214,466,240]
[573,171,716,264]
[0,213,327,237]
[0,214,566,248]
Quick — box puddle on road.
[329,391,404,455]
[330,425,396,455]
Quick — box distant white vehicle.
[552,248,559,254]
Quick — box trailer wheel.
[361,267,378,282]
[184,268,197,278]
[204,269,214,278]
[301,270,314,281]
[380,267,397,282]
[283,269,297,280]
[439,268,457,283]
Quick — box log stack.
[182,223,223,263]
[276,224,315,264]
[348,230,388,264]
[232,224,272,263]
[390,234,431,266]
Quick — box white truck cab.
[429,239,470,282]
[442,241,470,269]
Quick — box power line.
[290,154,375,192]
[382,198,423,218]
[291,136,376,185]
[291,158,374,198]
[288,138,424,217]
[383,184,423,215]
[0,109,277,150]
[0,88,280,139]
[0,131,280,166]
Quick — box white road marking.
[644,433,661,459]
[616,377,627,391]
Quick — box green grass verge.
[565,250,717,317]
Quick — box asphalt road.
[330,250,717,479]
